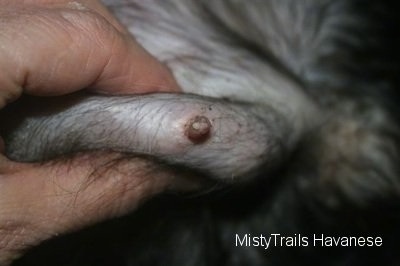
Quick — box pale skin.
[0,0,183,264]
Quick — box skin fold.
[1,90,311,181]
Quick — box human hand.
[0,0,181,264]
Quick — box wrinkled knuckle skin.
[0,219,39,265]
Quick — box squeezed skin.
[0,0,323,182]
[0,0,321,181]
[1,92,292,180]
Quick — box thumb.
[0,2,179,107]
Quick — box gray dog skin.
[7,0,400,265]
